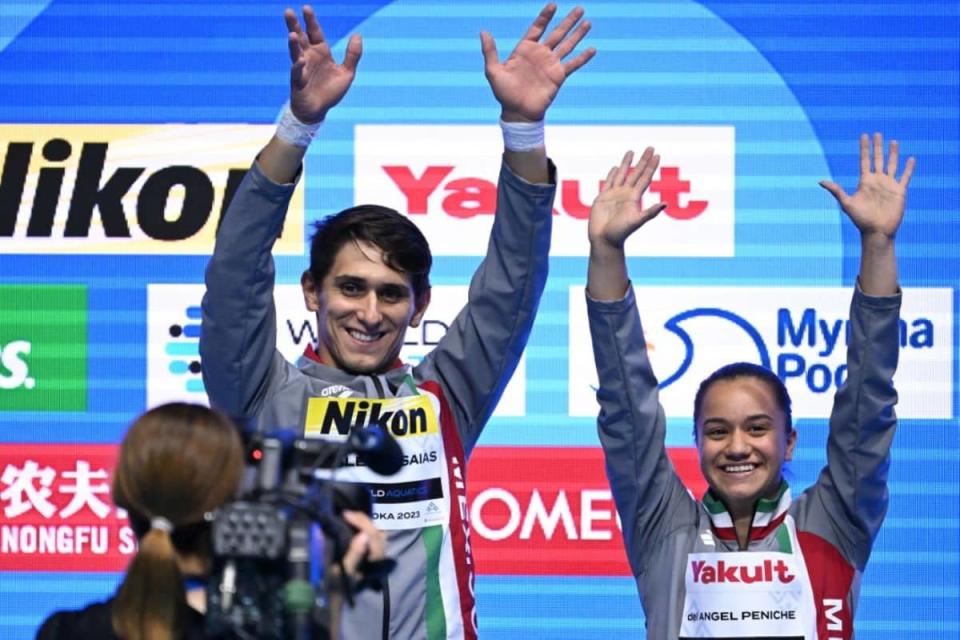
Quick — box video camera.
[204,426,402,640]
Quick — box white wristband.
[276,102,323,148]
[500,118,545,152]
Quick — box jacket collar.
[702,481,792,543]
[301,344,404,370]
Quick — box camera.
[204,427,401,640]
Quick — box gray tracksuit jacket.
[201,158,555,639]
[588,285,900,639]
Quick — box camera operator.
[36,403,386,640]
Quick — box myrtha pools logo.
[568,286,953,420]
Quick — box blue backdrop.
[0,1,957,638]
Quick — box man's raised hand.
[481,4,596,123]
[285,5,362,124]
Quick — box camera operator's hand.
[341,510,387,581]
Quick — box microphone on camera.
[347,423,404,476]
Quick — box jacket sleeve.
[588,286,697,577]
[200,161,297,423]
[413,159,555,454]
[803,284,901,570]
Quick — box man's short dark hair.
[692,362,793,440]
[309,205,432,298]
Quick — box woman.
[37,403,385,639]
[586,135,912,639]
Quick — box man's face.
[696,377,796,518]
[302,240,429,375]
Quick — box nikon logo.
[304,396,438,440]
[0,125,304,254]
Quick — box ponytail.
[112,526,189,640]
[109,403,244,640]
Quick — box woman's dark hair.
[692,362,793,439]
[111,403,244,640]
[308,205,432,299]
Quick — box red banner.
[0,444,706,575]
[467,446,706,576]
[0,444,129,571]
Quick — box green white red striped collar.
[702,481,792,543]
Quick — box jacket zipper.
[369,374,391,639]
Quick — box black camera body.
[204,429,398,640]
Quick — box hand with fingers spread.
[285,4,362,124]
[481,3,596,123]
[259,6,362,182]
[589,148,666,251]
[819,132,915,242]
[820,132,915,296]
[587,148,665,300]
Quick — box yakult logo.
[355,125,734,257]
[691,558,795,584]
[382,164,707,221]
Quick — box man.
[200,4,594,638]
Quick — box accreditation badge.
[678,548,818,639]
[302,394,450,531]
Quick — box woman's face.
[696,376,796,518]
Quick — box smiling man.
[300,205,433,376]
[200,4,594,639]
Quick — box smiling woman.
[695,368,797,546]
[586,134,914,639]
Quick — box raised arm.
[201,7,360,420]
[482,3,595,183]
[586,148,666,300]
[820,132,915,294]
[415,6,592,451]
[586,151,696,573]
[805,133,913,567]
[259,5,362,183]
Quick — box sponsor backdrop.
[0,1,957,638]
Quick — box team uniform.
[588,285,900,639]
[201,158,555,639]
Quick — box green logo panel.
[0,285,87,411]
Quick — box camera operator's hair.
[111,403,243,640]
[309,205,432,299]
